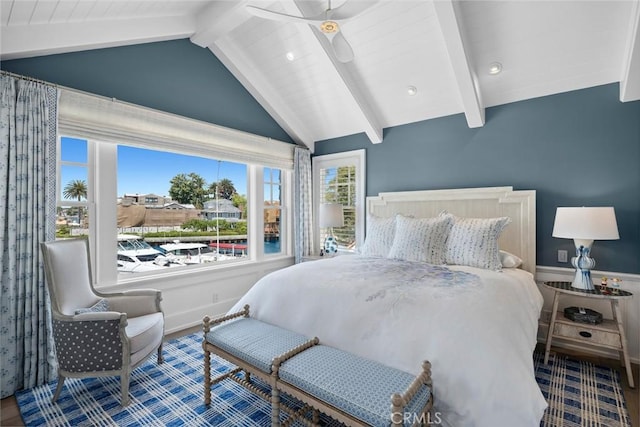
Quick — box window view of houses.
[57,137,281,275]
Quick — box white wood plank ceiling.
[2,0,639,151]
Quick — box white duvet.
[231,255,547,427]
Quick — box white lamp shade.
[552,207,619,240]
[319,203,344,228]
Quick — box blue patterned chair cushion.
[74,298,109,315]
[279,345,432,427]
[205,318,311,373]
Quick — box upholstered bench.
[273,344,433,427]
[202,305,317,420]
[203,305,433,427]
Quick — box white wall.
[100,257,295,334]
[536,266,640,364]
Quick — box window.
[264,167,282,255]
[57,88,294,285]
[57,137,92,241]
[312,150,365,254]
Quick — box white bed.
[231,187,547,426]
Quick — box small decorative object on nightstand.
[543,281,634,388]
[552,207,619,290]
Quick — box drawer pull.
[579,331,592,338]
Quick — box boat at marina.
[160,241,231,264]
[117,234,176,273]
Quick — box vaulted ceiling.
[2,0,639,152]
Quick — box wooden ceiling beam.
[190,1,250,48]
[620,1,640,102]
[0,16,194,61]
[433,0,485,128]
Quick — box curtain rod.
[1,70,59,88]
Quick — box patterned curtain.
[293,146,314,263]
[0,74,58,397]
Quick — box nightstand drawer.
[553,322,622,348]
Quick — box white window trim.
[57,88,295,288]
[312,149,366,255]
[58,88,294,169]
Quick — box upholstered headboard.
[366,186,536,274]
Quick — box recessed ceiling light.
[286,52,295,61]
[488,62,502,75]
[407,86,418,96]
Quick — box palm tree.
[63,179,87,226]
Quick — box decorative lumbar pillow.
[359,215,396,257]
[74,298,109,315]
[499,250,523,268]
[445,216,511,271]
[387,214,453,264]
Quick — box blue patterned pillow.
[74,299,109,315]
[359,215,396,258]
[387,214,453,264]
[445,215,511,271]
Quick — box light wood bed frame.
[366,186,536,274]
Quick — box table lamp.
[319,203,344,255]
[552,207,619,290]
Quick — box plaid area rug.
[534,352,631,427]
[16,333,631,426]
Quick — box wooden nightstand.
[543,281,634,388]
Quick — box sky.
[60,137,248,199]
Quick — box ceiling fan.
[246,0,376,63]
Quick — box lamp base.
[323,235,339,256]
[570,243,596,290]
[571,268,594,290]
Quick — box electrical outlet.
[557,250,568,263]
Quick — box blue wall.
[314,84,640,274]
[1,39,293,143]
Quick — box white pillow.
[387,214,453,264]
[500,250,523,268]
[445,216,511,271]
[359,215,396,258]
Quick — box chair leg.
[157,343,164,364]
[52,375,66,403]
[121,374,131,406]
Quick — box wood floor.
[2,337,638,426]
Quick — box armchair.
[40,238,164,406]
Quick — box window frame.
[57,89,294,288]
[312,149,366,255]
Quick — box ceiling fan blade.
[331,31,354,63]
[246,5,323,24]
[329,1,379,21]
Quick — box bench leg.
[271,387,280,427]
[203,347,211,405]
